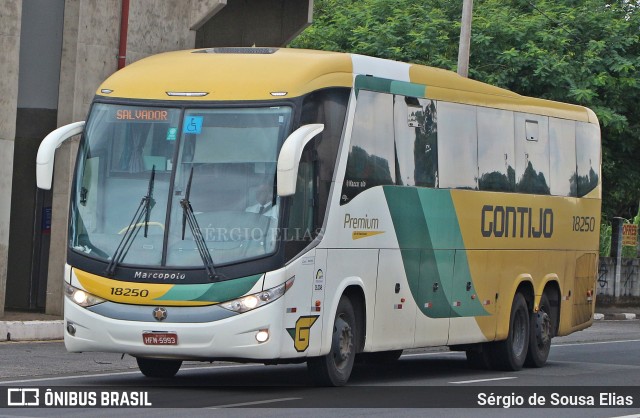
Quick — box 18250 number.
[110,287,149,297]
[572,216,596,232]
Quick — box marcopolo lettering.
[481,205,553,239]
[134,271,186,280]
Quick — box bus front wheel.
[307,296,356,386]
[489,292,530,371]
[136,357,182,378]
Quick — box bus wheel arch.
[307,294,357,386]
[307,284,366,386]
[542,281,561,338]
[342,285,366,353]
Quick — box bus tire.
[490,292,529,371]
[525,293,552,367]
[136,357,182,378]
[307,296,356,386]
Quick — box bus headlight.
[220,277,294,314]
[64,282,105,307]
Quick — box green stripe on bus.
[384,186,488,318]
[154,274,262,303]
[390,80,426,98]
[354,75,425,98]
[383,187,451,318]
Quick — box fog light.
[255,329,269,343]
[66,322,76,336]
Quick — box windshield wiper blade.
[181,167,193,240]
[180,167,222,281]
[105,166,155,276]
[144,166,156,238]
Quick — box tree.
[291,0,640,219]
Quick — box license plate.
[142,332,178,345]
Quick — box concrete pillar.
[47,0,121,315]
[611,217,624,300]
[46,0,199,315]
[0,0,22,318]
[194,0,313,47]
[190,0,227,30]
[44,0,312,316]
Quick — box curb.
[0,320,64,342]
[602,313,637,321]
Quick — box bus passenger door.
[307,248,327,356]
[371,249,416,351]
[413,249,452,347]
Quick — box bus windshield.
[70,103,292,269]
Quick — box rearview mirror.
[36,121,85,190]
[277,124,324,197]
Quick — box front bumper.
[64,297,286,360]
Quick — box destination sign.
[115,109,169,121]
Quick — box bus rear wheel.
[489,292,530,371]
[136,357,182,378]
[307,296,356,386]
[525,293,552,367]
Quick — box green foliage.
[292,0,640,220]
[600,222,611,257]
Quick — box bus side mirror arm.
[277,124,324,197]
[36,121,85,190]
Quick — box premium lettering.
[344,213,379,229]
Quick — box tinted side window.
[437,102,478,189]
[341,90,394,204]
[549,118,577,197]
[478,108,515,192]
[515,113,550,195]
[394,96,438,187]
[576,122,600,197]
[300,88,349,225]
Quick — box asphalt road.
[1,320,639,417]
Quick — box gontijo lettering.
[481,205,553,238]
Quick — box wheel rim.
[512,308,527,356]
[332,315,353,370]
[535,310,551,348]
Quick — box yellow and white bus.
[37,48,601,386]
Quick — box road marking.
[208,397,301,408]
[3,339,639,385]
[450,377,517,384]
[552,339,640,347]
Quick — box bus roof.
[98,48,597,124]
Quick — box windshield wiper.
[105,166,156,276]
[180,167,222,281]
